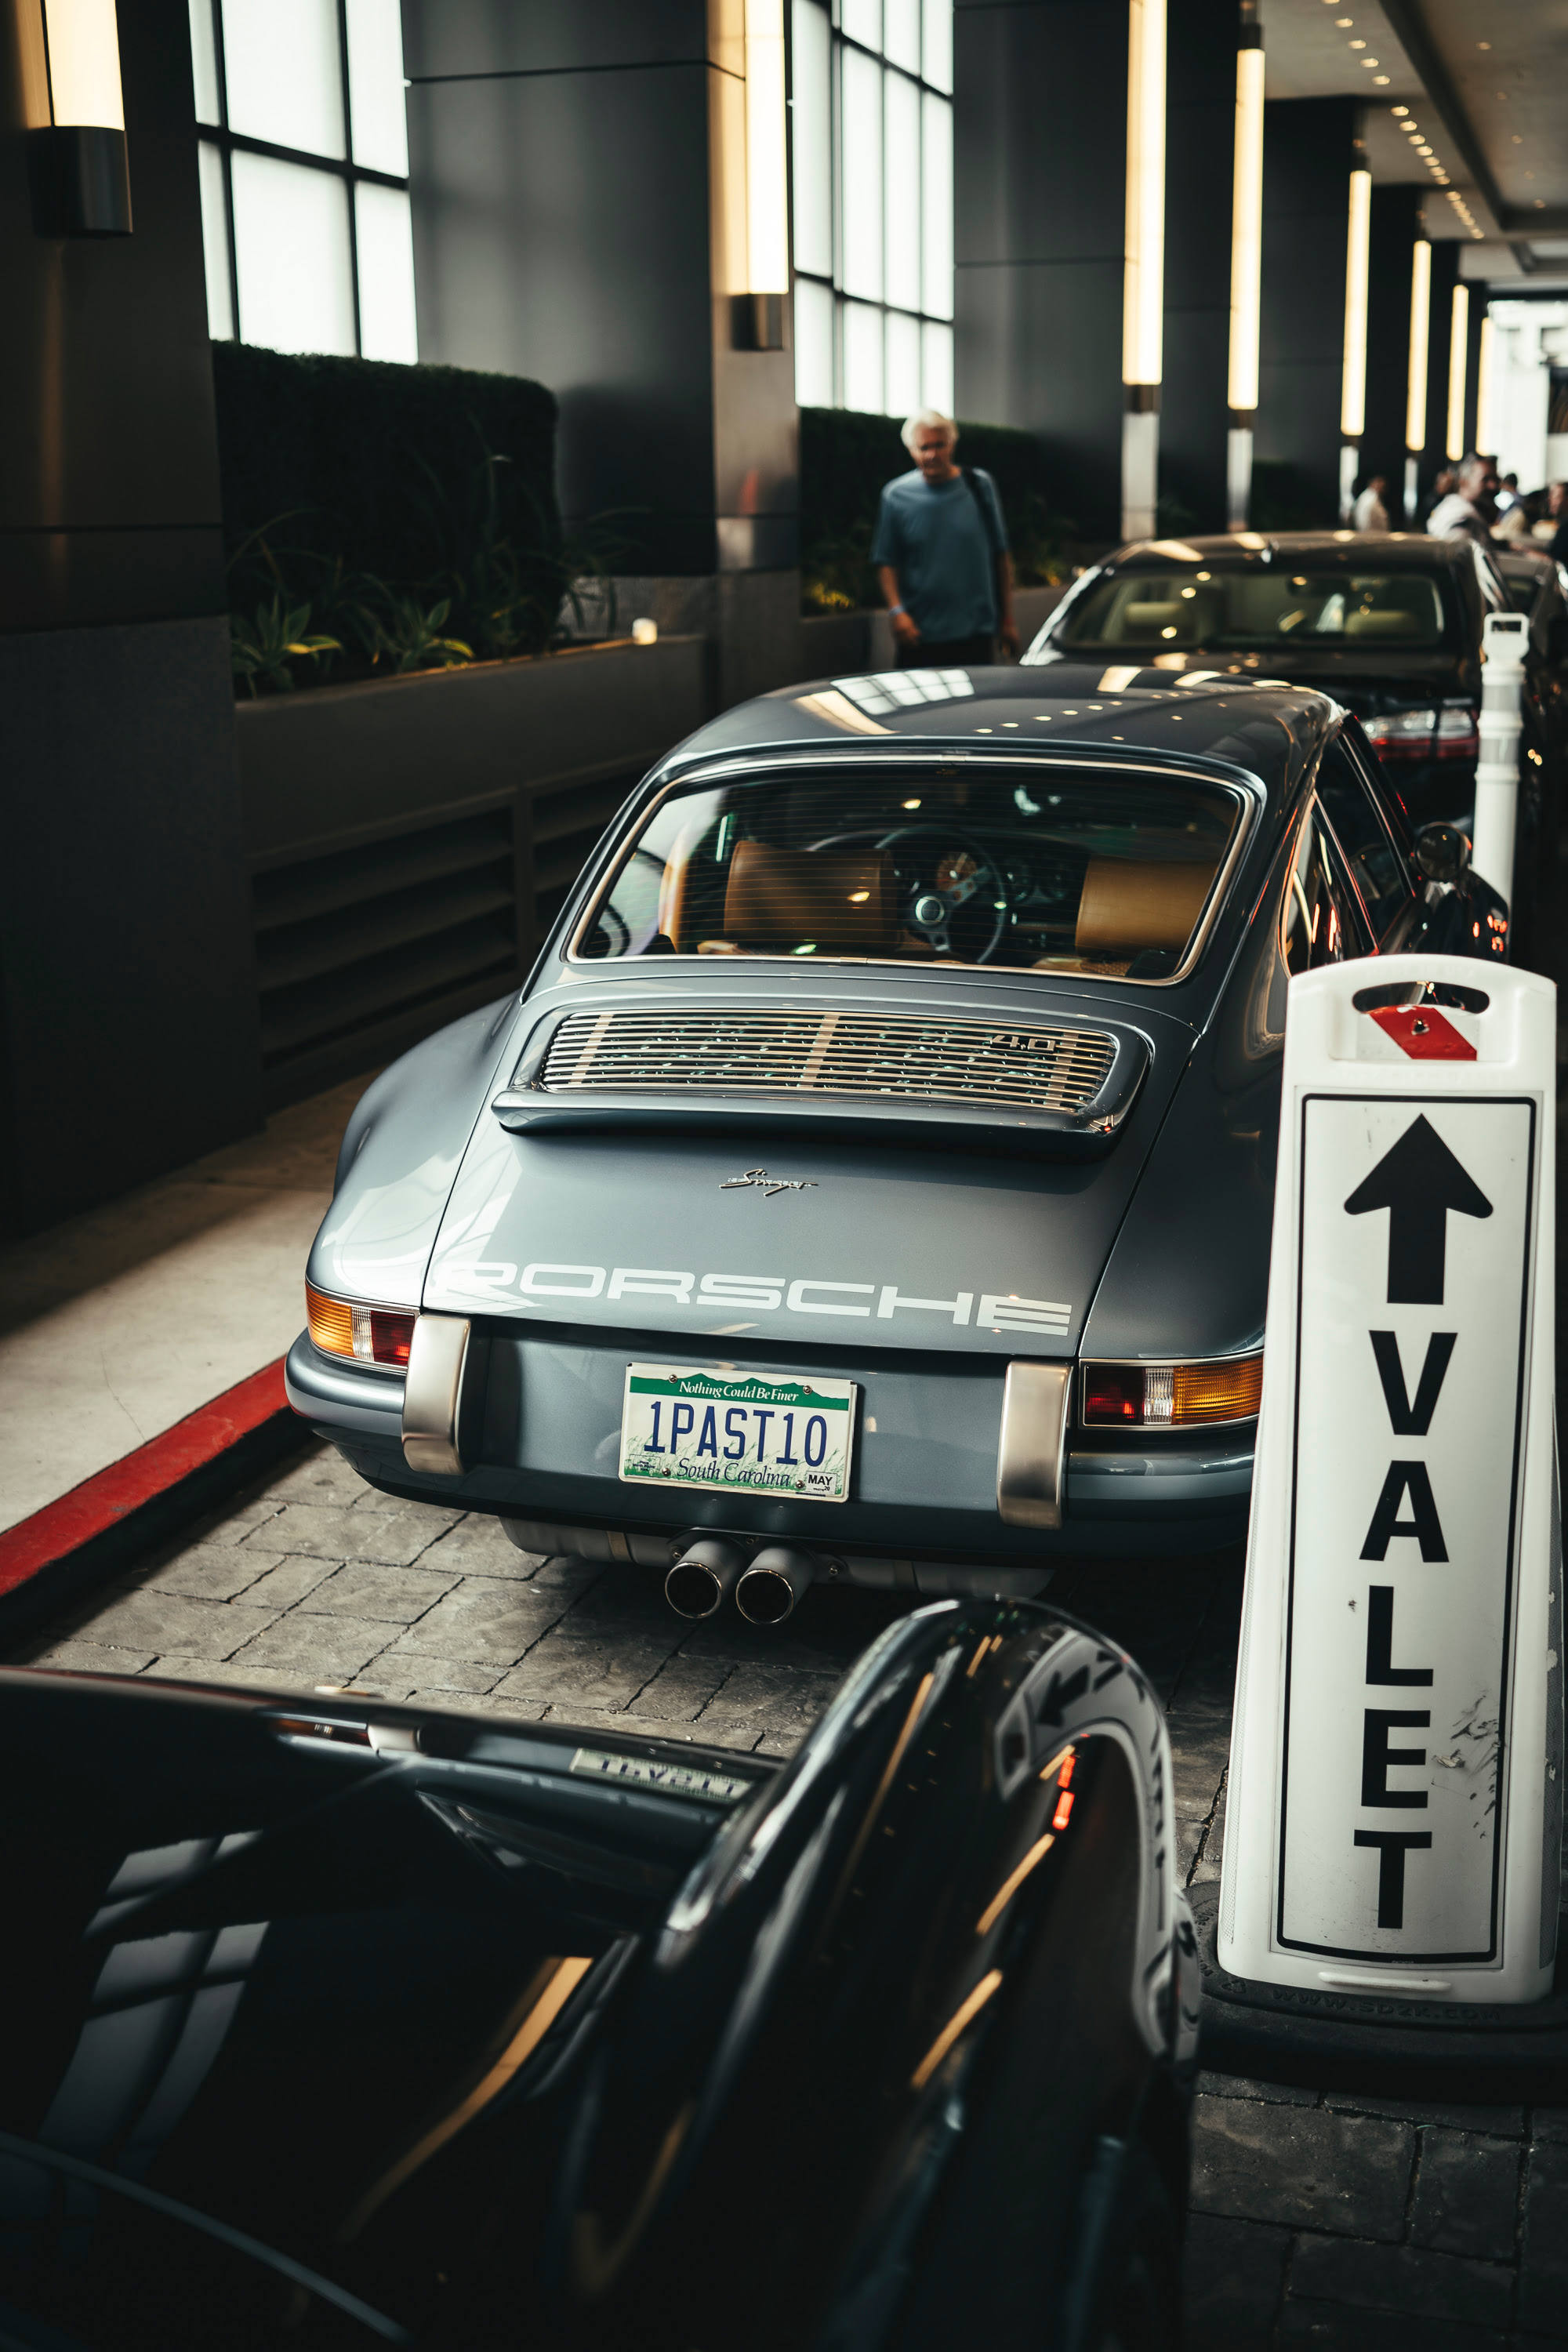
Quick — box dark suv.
[1025,530,1564,957]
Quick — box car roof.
[655,662,1337,795]
[1105,530,1476,572]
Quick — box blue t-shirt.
[870,467,1008,641]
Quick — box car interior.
[1059,568,1451,649]
[576,768,1236,978]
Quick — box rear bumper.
[285,1327,1254,1561]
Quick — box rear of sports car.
[289,716,1284,1595]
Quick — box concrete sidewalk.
[0,1079,365,1537]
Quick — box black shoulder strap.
[960,466,1004,557]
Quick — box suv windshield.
[575,764,1243,980]
[1055,567,1454,652]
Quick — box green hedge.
[211,343,565,689]
[798,406,1070,610]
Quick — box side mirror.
[1413,822,1472,884]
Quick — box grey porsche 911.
[286,662,1504,1613]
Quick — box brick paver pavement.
[9,1440,1563,2347]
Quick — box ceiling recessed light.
[1349,37,1365,47]
[1392,104,1409,116]
[1361,57,1377,67]
[1477,41,1490,49]
[1374,74,1388,85]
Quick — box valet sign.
[1222,956,1559,2003]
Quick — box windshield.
[1056,567,1454,652]
[575,763,1243,981]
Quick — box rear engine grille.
[536,1009,1117,1115]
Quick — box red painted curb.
[0,1359,292,1600]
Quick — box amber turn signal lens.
[307,1283,354,1358]
[1172,1355,1263,1423]
[1082,1353,1262,1428]
[307,1283,416,1369]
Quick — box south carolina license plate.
[619,1364,857,1503]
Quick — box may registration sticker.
[619,1364,857,1503]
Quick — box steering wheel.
[873,824,1012,961]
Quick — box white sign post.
[1221,954,1559,2004]
[1470,609,1527,906]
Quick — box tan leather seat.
[1344,609,1420,638]
[722,839,897,950]
[1075,858,1216,954]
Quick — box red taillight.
[307,1283,416,1369]
[1434,706,1479,760]
[1083,1367,1145,1423]
[368,1311,415,1366]
[1082,1356,1264,1427]
[1362,708,1436,760]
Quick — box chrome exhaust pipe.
[665,1536,750,1621]
[735,1545,819,1626]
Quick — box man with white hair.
[872,410,1017,666]
[1426,452,1500,543]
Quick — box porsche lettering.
[511,1262,1071,1334]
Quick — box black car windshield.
[575,763,1243,980]
[1055,567,1454,652]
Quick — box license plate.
[619,1364,857,1503]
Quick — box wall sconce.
[1225,29,1264,531]
[1338,168,1370,520]
[728,0,787,350]
[27,0,132,236]
[1403,237,1431,519]
[1446,283,1469,463]
[1122,0,1167,540]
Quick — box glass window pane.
[840,0,880,49]
[884,69,920,312]
[840,46,882,301]
[843,299,884,412]
[355,181,417,361]
[921,0,952,92]
[231,151,354,353]
[197,140,233,336]
[794,275,835,406]
[790,0,832,280]
[346,0,408,174]
[885,309,920,417]
[921,318,953,413]
[921,89,953,318]
[189,0,221,123]
[883,0,920,73]
[222,0,345,159]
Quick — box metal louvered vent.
[535,1008,1117,1115]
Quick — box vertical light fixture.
[1122,0,1167,542]
[1446,282,1470,461]
[745,0,788,305]
[724,0,788,349]
[1338,168,1371,521]
[1403,236,1431,521]
[1226,21,1265,532]
[1475,311,1494,457]
[28,0,132,235]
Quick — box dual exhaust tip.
[664,1536,823,1626]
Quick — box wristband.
[889,603,906,616]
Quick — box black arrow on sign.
[1343,1115,1493,1305]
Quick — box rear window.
[1056,567,1453,652]
[575,764,1244,981]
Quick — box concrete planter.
[234,635,707,1107]
[237,633,708,869]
